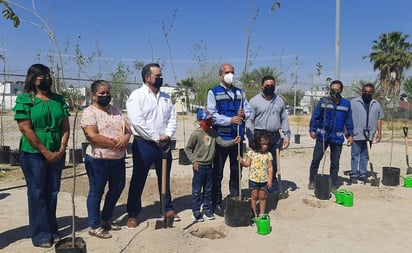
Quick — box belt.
[134,135,145,141]
[254,129,280,135]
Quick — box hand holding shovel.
[363,129,380,187]
[155,139,174,229]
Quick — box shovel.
[155,140,174,229]
[276,142,289,199]
[363,129,380,187]
[403,126,412,175]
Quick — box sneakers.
[358,176,370,183]
[203,210,215,220]
[126,218,139,229]
[192,213,204,222]
[350,177,358,184]
[101,220,121,231]
[308,181,315,190]
[330,184,338,191]
[213,204,224,217]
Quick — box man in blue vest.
[207,63,251,215]
[308,80,353,191]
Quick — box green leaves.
[1,1,20,27]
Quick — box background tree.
[365,32,412,100]
[1,0,19,27]
[280,90,305,108]
[110,62,130,110]
[172,77,195,113]
[239,66,283,99]
[403,77,412,101]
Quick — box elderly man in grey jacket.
[349,83,384,184]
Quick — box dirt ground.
[1,115,412,253]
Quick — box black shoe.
[350,177,358,184]
[330,184,338,191]
[308,181,315,190]
[358,176,370,183]
[213,204,224,217]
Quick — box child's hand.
[193,161,200,171]
[237,155,243,162]
[234,136,241,144]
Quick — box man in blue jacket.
[308,80,353,190]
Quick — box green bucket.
[332,189,347,204]
[343,191,354,207]
[403,175,412,188]
[255,214,271,235]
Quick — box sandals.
[101,220,121,231]
[88,227,112,239]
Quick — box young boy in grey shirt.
[185,109,240,221]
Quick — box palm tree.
[365,32,412,99]
[239,66,283,99]
[172,77,195,113]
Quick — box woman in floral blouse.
[81,80,131,239]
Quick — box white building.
[0,81,24,109]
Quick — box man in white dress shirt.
[125,63,179,228]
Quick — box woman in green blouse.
[13,64,70,248]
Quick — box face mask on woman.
[97,95,111,106]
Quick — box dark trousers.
[19,152,65,246]
[309,140,343,185]
[84,155,125,229]
[212,144,242,208]
[127,138,173,218]
[191,164,213,214]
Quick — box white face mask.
[223,73,234,85]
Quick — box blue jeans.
[212,144,242,208]
[19,152,65,246]
[127,138,173,218]
[309,140,343,185]
[192,164,213,214]
[84,155,125,229]
[350,140,369,178]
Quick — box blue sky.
[1,0,411,91]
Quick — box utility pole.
[335,0,341,80]
[293,56,299,115]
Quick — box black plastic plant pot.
[382,167,400,186]
[9,150,20,166]
[0,146,11,164]
[315,174,331,200]
[178,148,191,165]
[224,195,251,227]
[54,237,87,253]
[69,149,83,164]
[294,134,301,144]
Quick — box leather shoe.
[126,218,138,229]
[165,210,181,222]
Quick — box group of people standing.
[308,80,384,191]
[13,62,383,248]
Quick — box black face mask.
[153,77,163,89]
[97,95,111,106]
[362,93,373,103]
[38,79,52,91]
[330,89,341,99]
[263,86,275,96]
